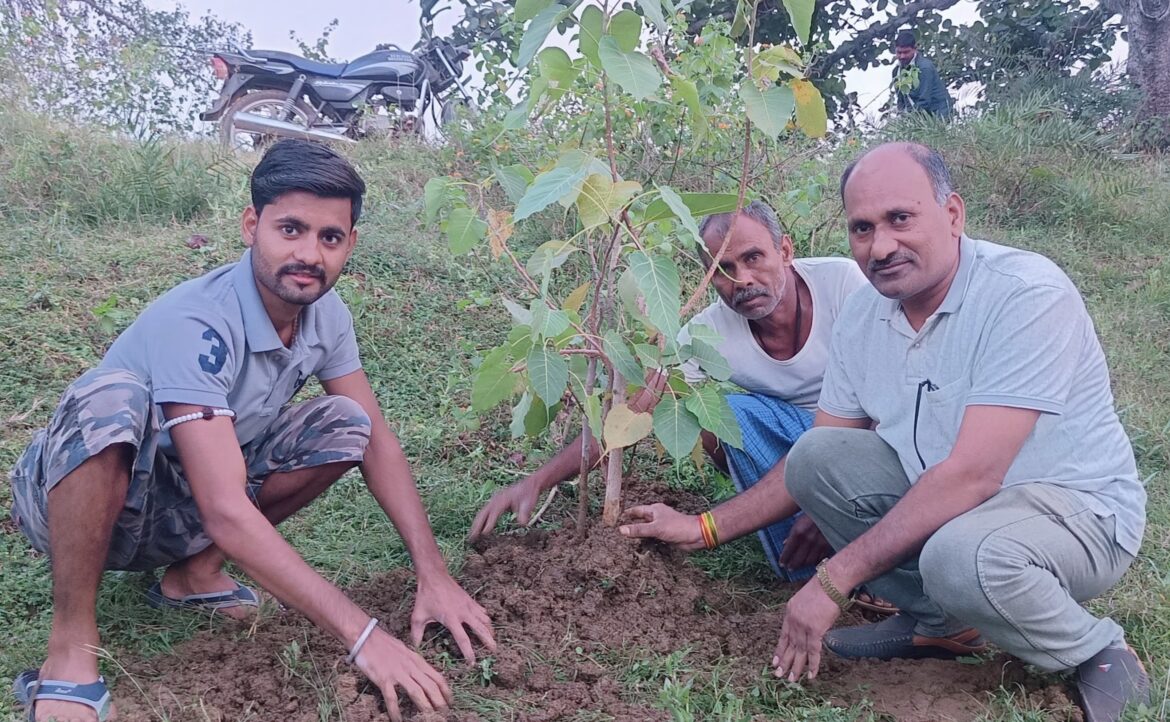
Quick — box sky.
[149,0,1121,121]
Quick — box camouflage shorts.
[8,367,371,571]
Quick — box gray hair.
[696,200,784,264]
[839,142,954,206]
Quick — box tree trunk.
[1108,0,1170,144]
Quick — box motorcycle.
[200,36,473,150]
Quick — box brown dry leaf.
[487,209,513,260]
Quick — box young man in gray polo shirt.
[10,140,493,722]
[767,143,1147,722]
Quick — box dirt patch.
[112,483,1078,721]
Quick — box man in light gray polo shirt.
[9,140,493,722]
[768,143,1148,722]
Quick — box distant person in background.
[892,30,952,119]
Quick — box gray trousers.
[786,427,1134,672]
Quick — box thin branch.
[680,0,760,318]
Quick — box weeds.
[0,104,1168,720]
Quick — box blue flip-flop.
[145,579,260,613]
[13,669,112,721]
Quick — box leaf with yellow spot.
[576,173,614,229]
[563,281,592,315]
[487,209,513,260]
[791,79,827,138]
[603,403,654,450]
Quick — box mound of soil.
[112,483,1079,722]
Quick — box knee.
[310,395,373,449]
[920,521,985,617]
[784,427,849,507]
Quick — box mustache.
[279,263,325,280]
[869,253,914,273]
[731,287,770,307]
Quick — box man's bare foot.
[30,649,117,722]
[158,562,257,621]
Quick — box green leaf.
[538,46,578,99]
[509,392,534,438]
[526,239,577,278]
[634,342,662,370]
[503,100,530,129]
[423,177,451,224]
[556,149,611,177]
[527,345,569,405]
[669,76,708,138]
[603,403,654,450]
[584,392,603,440]
[603,330,644,383]
[685,385,743,449]
[578,5,604,68]
[730,0,749,37]
[518,4,567,69]
[653,395,701,459]
[689,337,732,381]
[515,166,590,222]
[687,322,724,347]
[608,9,642,53]
[530,299,571,339]
[642,192,740,224]
[446,207,487,254]
[627,250,681,339]
[752,45,805,83]
[507,323,535,358]
[472,347,519,412]
[516,0,553,23]
[502,298,533,325]
[637,0,668,34]
[618,269,654,331]
[742,82,795,139]
[655,185,702,246]
[791,78,827,138]
[495,164,534,205]
[525,395,560,436]
[782,0,814,45]
[598,37,660,101]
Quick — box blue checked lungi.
[722,393,816,582]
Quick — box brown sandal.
[850,589,900,616]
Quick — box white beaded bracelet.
[160,407,236,432]
[346,617,379,664]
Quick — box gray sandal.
[13,669,112,721]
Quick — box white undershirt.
[678,257,868,411]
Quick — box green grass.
[1,105,1169,721]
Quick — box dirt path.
[112,485,1080,721]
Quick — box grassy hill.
[0,104,1167,721]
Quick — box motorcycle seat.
[248,50,348,77]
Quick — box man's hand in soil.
[618,503,705,550]
[468,477,540,541]
[777,515,832,571]
[772,573,841,682]
[411,572,497,663]
[354,628,453,722]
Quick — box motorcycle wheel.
[219,90,318,153]
[440,98,475,128]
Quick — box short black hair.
[895,29,917,48]
[250,140,367,226]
